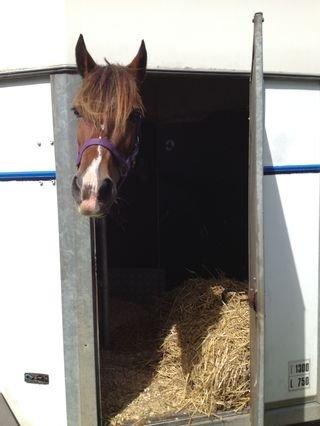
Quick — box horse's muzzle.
[72,176,116,217]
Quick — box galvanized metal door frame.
[51,73,101,426]
[249,12,265,426]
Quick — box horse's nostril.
[98,178,114,201]
[73,175,82,188]
[72,176,81,202]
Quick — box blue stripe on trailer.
[4,166,320,180]
[264,164,320,175]
[0,171,56,181]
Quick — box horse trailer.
[0,1,320,425]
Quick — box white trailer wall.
[264,79,320,404]
[1,1,320,75]
[0,80,67,425]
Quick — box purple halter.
[76,133,140,185]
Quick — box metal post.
[249,11,265,426]
[93,218,109,349]
[51,73,101,426]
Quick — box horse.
[72,34,147,217]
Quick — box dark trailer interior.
[95,72,250,423]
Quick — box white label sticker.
[288,360,310,391]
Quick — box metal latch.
[24,373,49,385]
[248,288,257,312]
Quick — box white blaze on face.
[79,146,103,214]
[82,146,103,193]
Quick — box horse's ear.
[128,40,147,84]
[75,34,97,77]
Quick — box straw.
[103,277,250,425]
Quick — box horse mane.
[73,64,144,134]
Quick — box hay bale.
[105,277,250,425]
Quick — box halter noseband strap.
[76,114,142,186]
[76,135,140,183]
[77,138,124,169]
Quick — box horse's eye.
[128,109,141,123]
[71,107,82,118]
